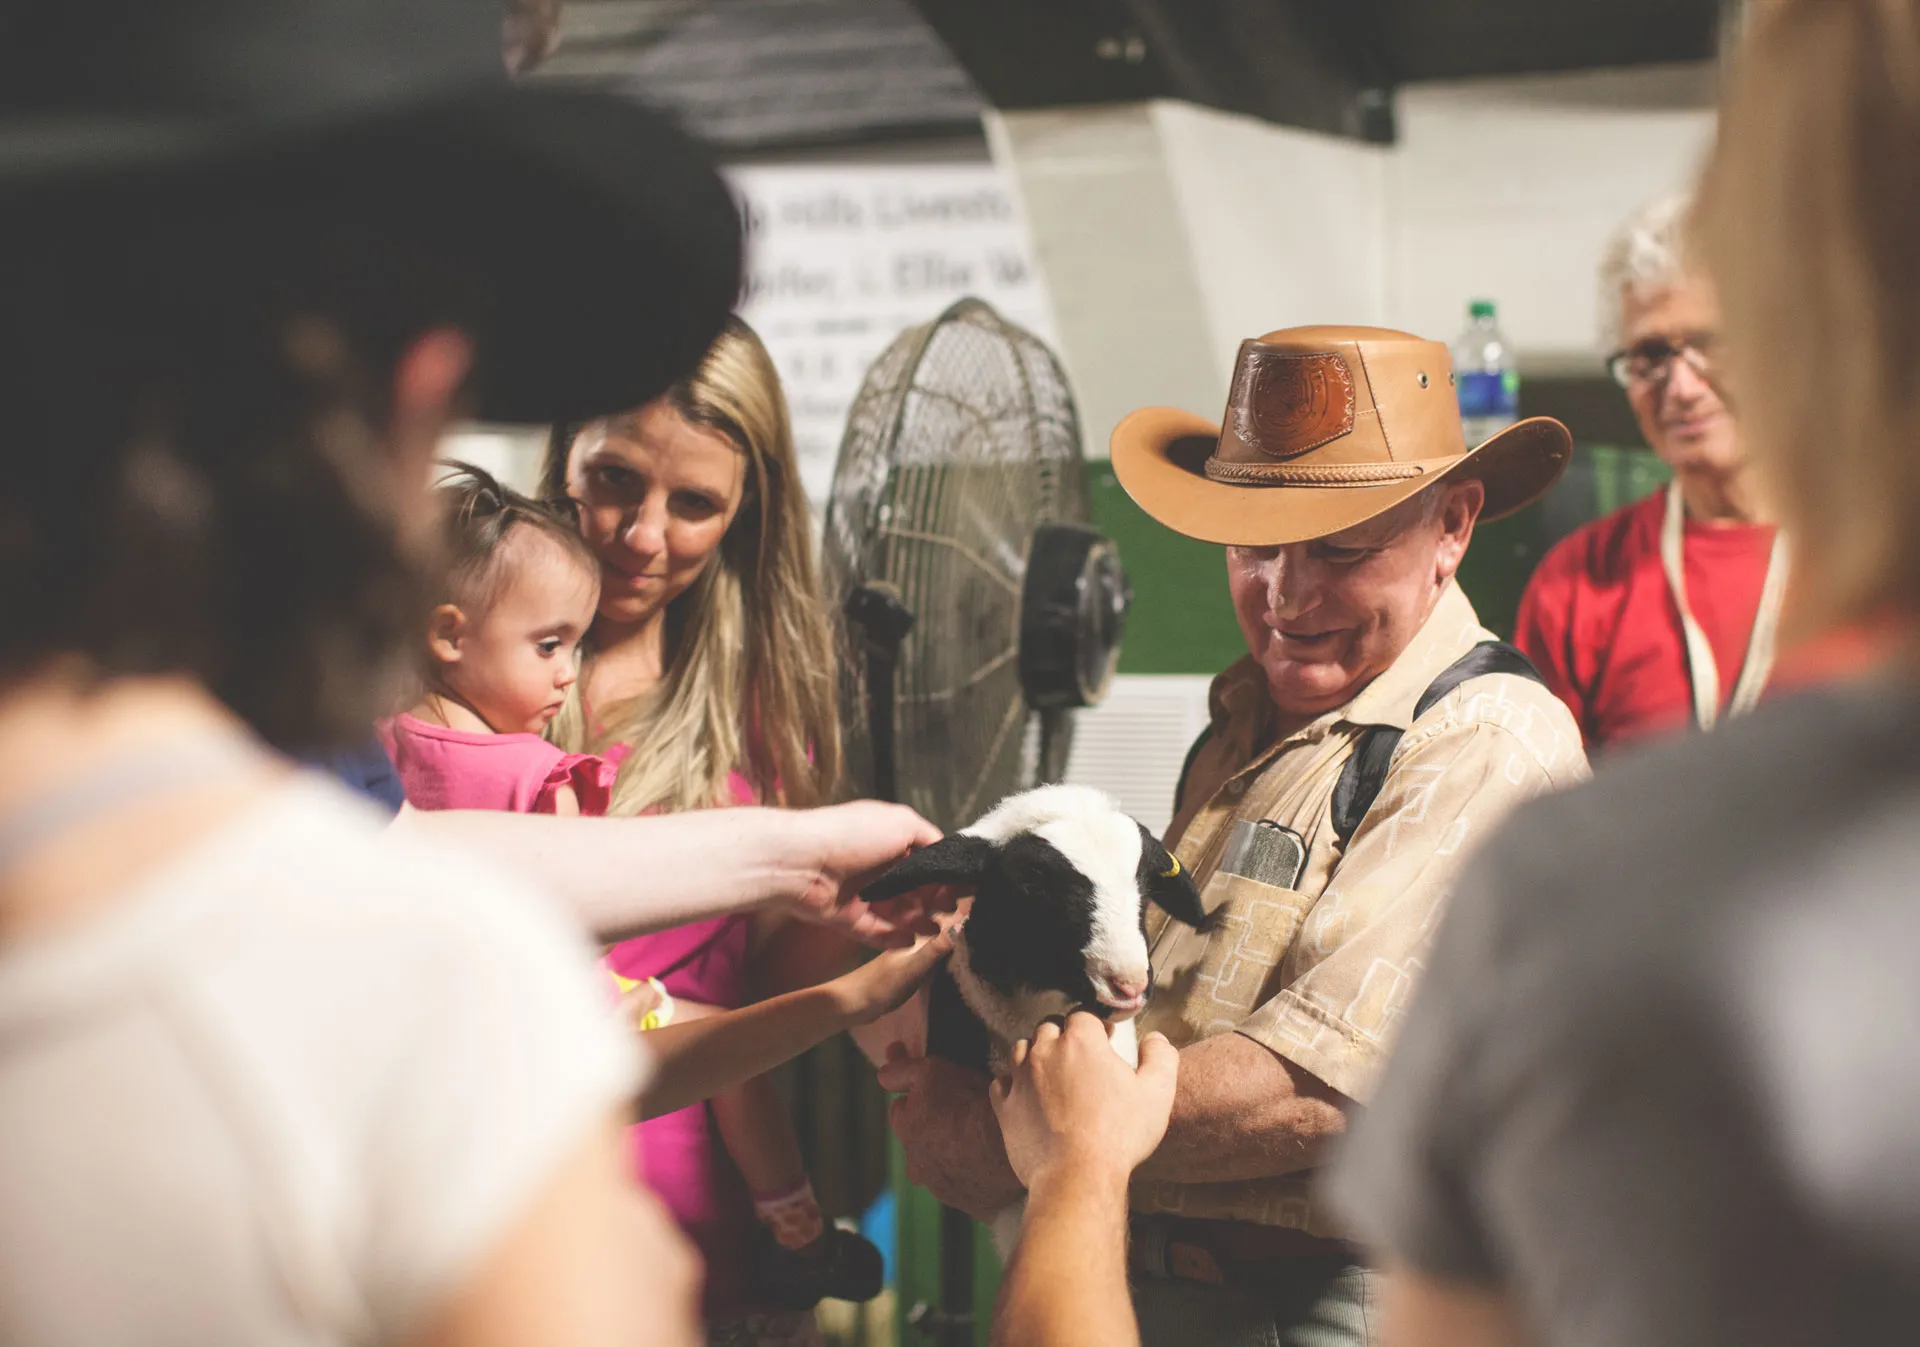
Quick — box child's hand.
[830,920,959,1025]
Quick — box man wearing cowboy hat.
[884,326,1588,1345]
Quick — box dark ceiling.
[910,0,1728,143]
[541,0,1726,152]
[1376,0,1725,81]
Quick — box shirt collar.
[1206,581,1489,744]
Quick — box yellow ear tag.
[1161,855,1182,878]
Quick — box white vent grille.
[1063,674,1215,839]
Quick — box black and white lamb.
[862,784,1216,1253]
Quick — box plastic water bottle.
[1453,299,1519,443]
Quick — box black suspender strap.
[1329,640,1545,848]
[1329,723,1400,849]
[1171,724,1215,821]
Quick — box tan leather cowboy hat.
[1111,325,1573,546]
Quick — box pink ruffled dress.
[377,714,627,815]
[603,770,765,1317]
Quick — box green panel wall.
[892,1143,999,1347]
[1086,460,1246,676]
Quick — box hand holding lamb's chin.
[990,1012,1179,1190]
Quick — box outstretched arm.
[638,927,954,1118]
[987,1015,1179,1347]
[394,800,948,946]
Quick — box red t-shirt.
[1514,490,1779,753]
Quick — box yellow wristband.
[639,977,675,1031]
[609,970,675,1031]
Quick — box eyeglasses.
[1607,333,1719,389]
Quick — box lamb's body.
[865,784,1211,1257]
[946,978,1138,1257]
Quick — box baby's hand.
[830,919,959,1024]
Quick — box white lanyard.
[1660,479,1789,731]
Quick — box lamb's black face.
[961,833,1106,1009]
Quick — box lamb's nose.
[1095,970,1150,1014]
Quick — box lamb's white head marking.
[964,784,1155,1015]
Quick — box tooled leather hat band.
[1203,458,1428,485]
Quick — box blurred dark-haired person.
[1513,192,1787,753]
[0,1,750,1344]
[1328,4,1920,1345]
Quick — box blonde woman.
[543,318,872,1344]
[1329,4,1920,1346]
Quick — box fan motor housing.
[1019,523,1130,711]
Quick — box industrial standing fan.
[823,296,1127,827]
[821,297,1129,1346]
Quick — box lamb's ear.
[861,834,996,904]
[1138,825,1217,932]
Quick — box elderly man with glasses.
[1514,193,1787,752]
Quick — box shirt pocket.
[1149,871,1319,1039]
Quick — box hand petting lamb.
[861,784,1216,1254]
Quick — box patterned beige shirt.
[1133,582,1587,1234]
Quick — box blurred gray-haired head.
[1597,191,1695,350]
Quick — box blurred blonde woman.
[1329,4,1920,1346]
[543,318,877,1346]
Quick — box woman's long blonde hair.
[542,318,841,814]
[1697,0,1920,632]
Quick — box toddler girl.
[382,465,619,815]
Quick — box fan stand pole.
[845,583,914,805]
[935,1206,976,1347]
[846,584,975,1347]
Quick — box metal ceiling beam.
[909,0,1723,143]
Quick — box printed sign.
[727,163,1056,507]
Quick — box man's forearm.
[991,1162,1138,1347]
[1134,1032,1349,1184]
[886,1060,1026,1220]
[395,806,814,941]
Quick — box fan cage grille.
[822,299,1090,830]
